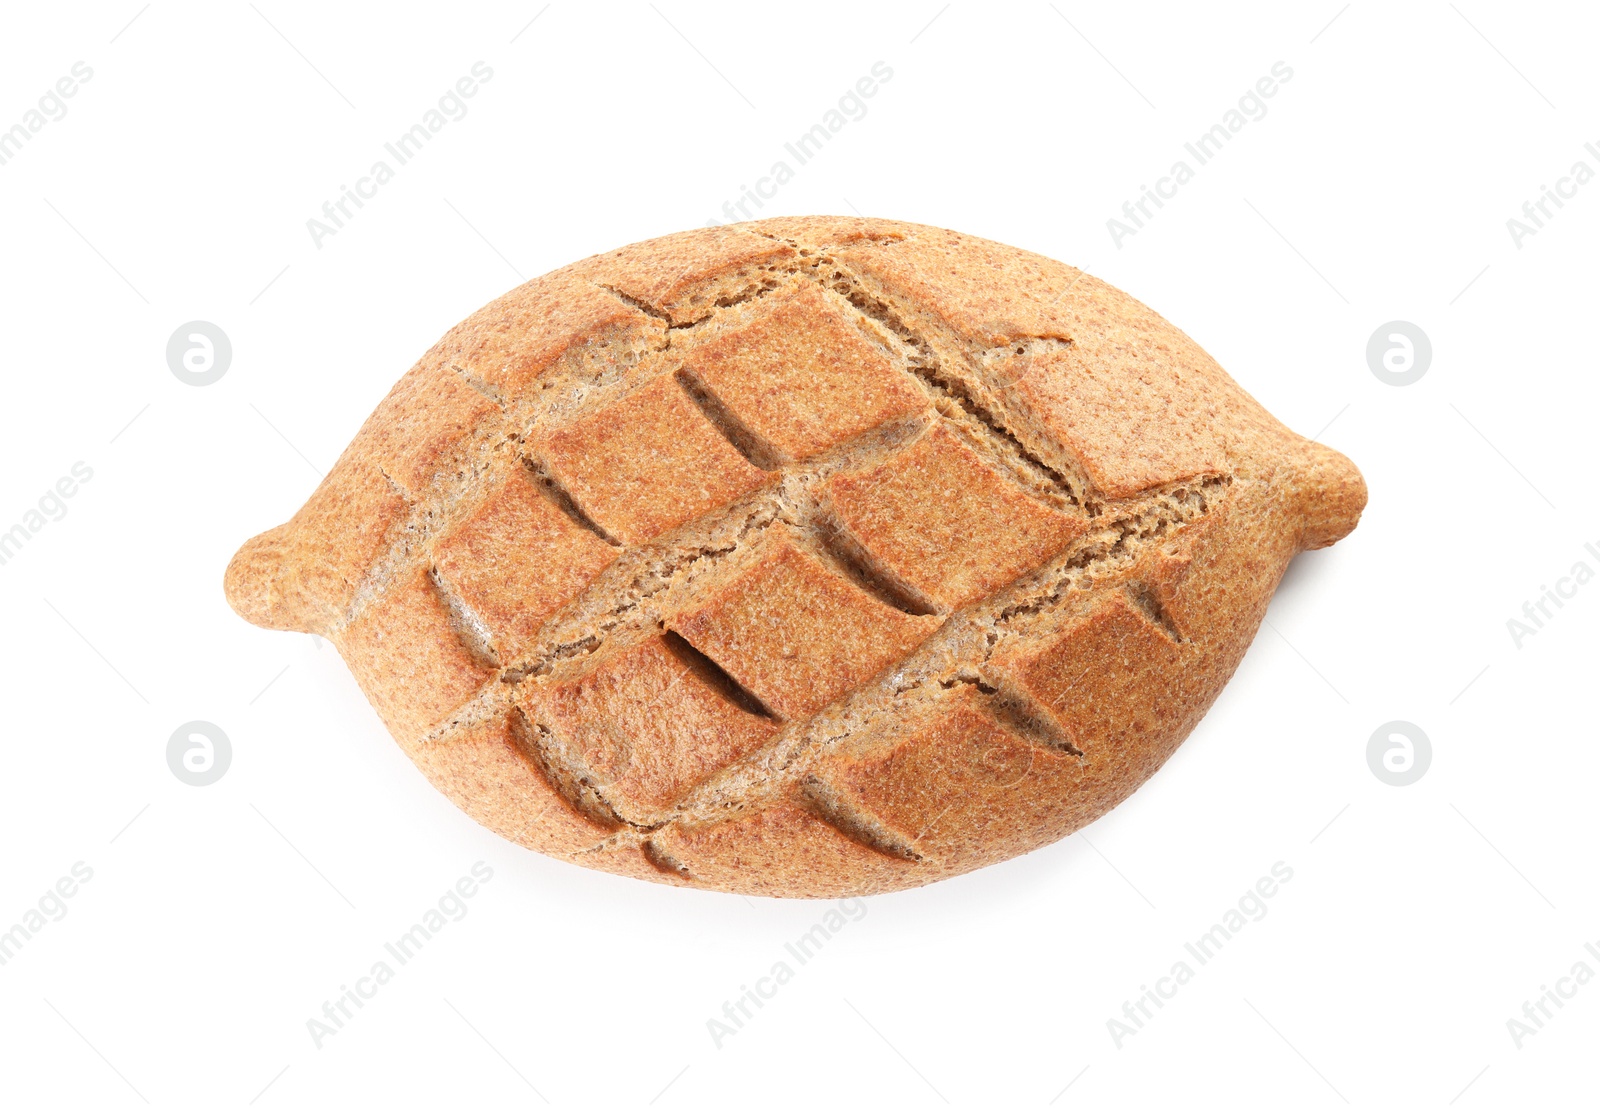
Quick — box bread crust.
[225,217,1365,897]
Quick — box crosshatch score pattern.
[225,216,1366,897]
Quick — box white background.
[1,2,1594,1105]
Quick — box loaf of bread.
[225,217,1365,897]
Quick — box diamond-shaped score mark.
[668,533,941,722]
[991,592,1191,759]
[536,373,772,546]
[432,465,620,660]
[808,683,1074,870]
[824,422,1087,611]
[677,284,928,465]
[523,635,778,821]
[986,338,1225,501]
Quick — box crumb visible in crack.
[641,839,694,877]
[1124,581,1184,643]
[448,361,506,407]
[428,565,499,667]
[660,630,775,720]
[811,507,940,617]
[674,368,787,470]
[800,776,925,862]
[521,455,621,545]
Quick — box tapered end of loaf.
[1292,441,1367,550]
[224,524,302,631]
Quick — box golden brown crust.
[224,217,1366,898]
[590,225,798,325]
[224,458,408,634]
[667,533,941,722]
[822,421,1088,611]
[406,713,611,856]
[536,372,772,546]
[810,684,1075,874]
[338,566,491,745]
[676,283,927,464]
[431,465,620,661]
[357,352,502,496]
[652,802,916,898]
[830,223,1085,347]
[428,268,657,400]
[521,634,778,824]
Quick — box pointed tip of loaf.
[1292,442,1367,550]
[224,524,303,631]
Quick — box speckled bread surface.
[225,217,1366,898]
